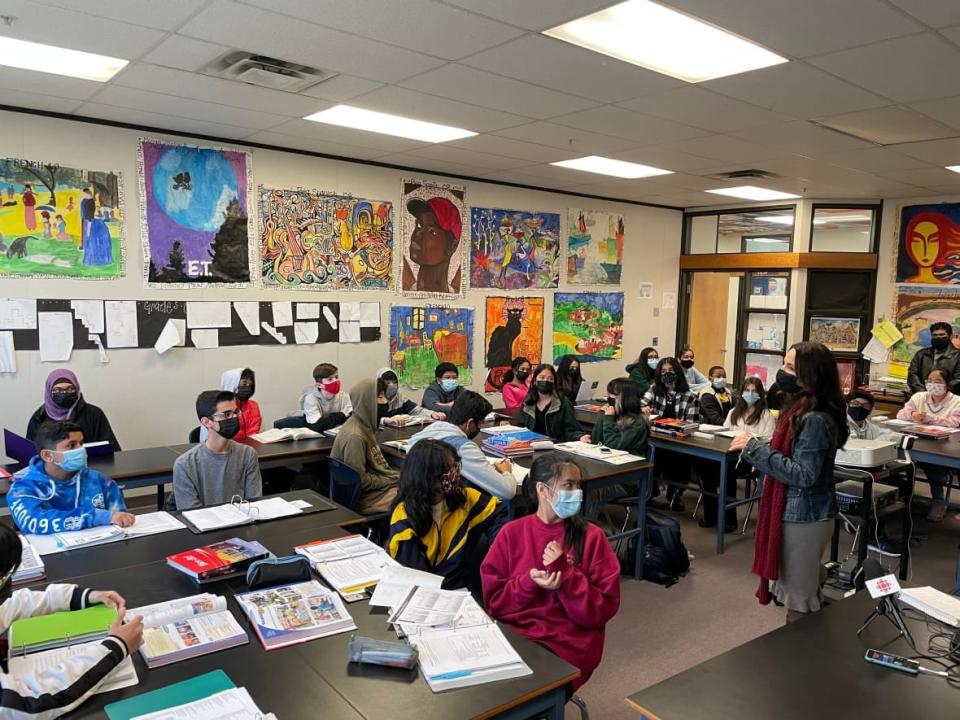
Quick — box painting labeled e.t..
[400,179,466,297]
[140,139,254,287]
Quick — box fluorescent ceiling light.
[550,155,672,179]
[0,35,127,82]
[706,186,800,201]
[947,165,960,174]
[543,0,788,83]
[303,105,476,143]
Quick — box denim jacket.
[741,411,839,522]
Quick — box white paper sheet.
[247,497,302,520]
[339,321,360,343]
[359,302,379,327]
[260,322,287,344]
[70,300,105,334]
[233,301,260,336]
[105,300,138,348]
[370,566,444,608]
[296,303,320,320]
[154,319,186,355]
[0,331,15,373]
[90,335,109,364]
[38,312,73,362]
[124,511,187,537]
[10,646,137,695]
[0,299,37,330]
[340,302,360,322]
[861,336,889,364]
[129,687,268,720]
[294,321,319,344]
[322,305,338,330]
[191,329,220,349]
[661,292,676,309]
[186,302,231,329]
[271,301,293,327]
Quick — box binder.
[8,604,117,655]
[104,670,235,720]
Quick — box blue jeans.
[919,462,947,501]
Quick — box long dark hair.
[392,439,465,537]
[637,346,658,381]
[502,355,530,385]
[653,357,689,395]
[616,382,645,430]
[786,342,849,446]
[0,524,22,578]
[730,376,767,426]
[523,364,557,406]
[524,455,586,564]
[556,355,581,396]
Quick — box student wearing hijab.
[376,367,442,425]
[556,355,584,404]
[200,368,262,443]
[26,369,121,450]
[626,346,658,394]
[299,363,352,433]
[331,378,399,514]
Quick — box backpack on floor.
[621,510,690,586]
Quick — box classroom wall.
[0,109,682,453]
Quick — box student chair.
[188,426,200,444]
[325,457,364,510]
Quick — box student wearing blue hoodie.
[7,421,133,536]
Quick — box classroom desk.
[876,422,960,510]
[624,592,957,720]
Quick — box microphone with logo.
[856,557,915,649]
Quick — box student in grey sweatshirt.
[172,390,262,510]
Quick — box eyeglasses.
[210,409,241,421]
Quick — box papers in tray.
[249,427,321,443]
[409,623,532,692]
[554,441,641,464]
[10,644,138,695]
[181,497,301,532]
[369,566,443,608]
[236,580,356,650]
[25,512,188,556]
[128,687,274,720]
[295,535,398,598]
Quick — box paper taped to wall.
[155,319,186,355]
[272,301,293,327]
[233,301,260,336]
[296,303,320,320]
[0,299,37,330]
[0,331,15,373]
[359,303,379,327]
[339,321,360,343]
[186,302,231,329]
[322,306,338,331]
[191,329,220,349]
[38,312,74,363]
[70,300,105,334]
[294,321,319,344]
[105,301,138,348]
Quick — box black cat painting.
[487,305,523,367]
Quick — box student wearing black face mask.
[26,368,121,450]
[201,368,262,443]
[846,390,900,441]
[172,390,263,510]
[907,321,960,395]
[517,364,582,441]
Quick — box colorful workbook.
[104,669,236,720]
[236,580,356,650]
[166,538,269,583]
[8,604,117,655]
[481,430,549,457]
[294,534,399,599]
[135,594,248,668]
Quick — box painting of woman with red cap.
[401,179,465,296]
[897,204,960,284]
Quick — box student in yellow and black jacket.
[386,439,507,592]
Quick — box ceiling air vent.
[709,168,781,181]
[206,52,336,93]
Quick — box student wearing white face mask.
[724,377,776,439]
[698,366,736,426]
[896,368,960,521]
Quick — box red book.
[166,538,269,583]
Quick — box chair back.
[326,457,364,510]
[188,426,201,443]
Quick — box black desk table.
[625,592,958,720]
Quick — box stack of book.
[13,535,45,585]
[167,538,270,583]
[651,418,699,437]
[134,594,248,668]
[481,429,548,458]
[236,580,356,650]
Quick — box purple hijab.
[44,368,80,421]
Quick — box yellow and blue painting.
[389,305,474,388]
[566,209,624,285]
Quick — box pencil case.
[246,555,312,590]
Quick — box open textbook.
[295,535,398,599]
[180,497,302,532]
[236,580,356,650]
[128,687,275,720]
[249,427,321,443]
[13,535,45,584]
[134,594,248,668]
[25,511,187,556]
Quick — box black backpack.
[621,510,690,586]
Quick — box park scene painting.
[141,139,254,287]
[567,209,624,285]
[0,157,123,278]
[389,305,474,388]
[553,292,624,362]
[470,207,560,289]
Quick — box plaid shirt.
[641,388,700,422]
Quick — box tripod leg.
[857,609,880,636]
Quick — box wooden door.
[686,272,732,371]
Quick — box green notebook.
[8,604,117,653]
[104,670,235,720]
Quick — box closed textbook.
[167,538,269,582]
[8,604,117,654]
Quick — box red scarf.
[751,403,801,605]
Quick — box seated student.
[407,391,517,499]
[298,363,352,433]
[481,455,620,690]
[26,369,121,450]
[699,365,736,426]
[724,376,776,439]
[897,368,960,522]
[331,379,399,514]
[0,524,144,719]
[200,368,262,443]
[516,364,582,441]
[625,346,658,395]
[556,354,584,404]
[375,368,441,424]
[421,362,464,413]
[8,421,134,535]
[387,439,507,590]
[679,346,709,392]
[846,389,899,442]
[501,356,532,414]
[172,391,262,510]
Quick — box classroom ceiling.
[5,0,960,209]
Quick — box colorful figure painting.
[470,208,560,289]
[259,187,393,290]
[389,305,474,388]
[484,296,544,391]
[896,203,960,284]
[892,287,960,363]
[553,292,624,362]
[400,178,466,298]
[0,157,123,278]
[140,139,254,287]
[566,209,624,285]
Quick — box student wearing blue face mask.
[7,421,133,536]
[723,377,776,439]
[421,362,464,413]
[698,366,736,426]
[625,346,658,394]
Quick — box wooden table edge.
[472,669,581,720]
[624,696,664,720]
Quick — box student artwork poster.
[469,207,560,289]
[0,157,124,279]
[896,203,960,285]
[259,186,394,290]
[484,297,543,390]
[389,305,474,388]
[566,209,624,285]
[139,138,255,287]
[399,178,466,298]
[891,287,960,363]
[553,292,624,362]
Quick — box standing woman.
[501,356,532,414]
[516,364,582,441]
[625,346,658,394]
[26,369,121,450]
[730,342,848,622]
[556,355,584,404]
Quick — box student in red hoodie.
[480,455,620,689]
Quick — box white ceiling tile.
[299,76,384,102]
[619,87,789,133]
[75,102,256,140]
[494,122,639,154]
[0,90,82,114]
[142,35,232,72]
[447,134,572,163]
[476,168,574,188]
[659,0,920,57]
[392,144,534,172]
[887,1,960,28]
[612,145,718,172]
[242,131,386,161]
[662,135,800,164]
[178,0,444,82]
[113,63,327,117]
[814,106,957,144]
[552,106,709,144]
[374,153,477,179]
[26,0,207,30]
[910,185,960,197]
[889,137,960,164]
[399,64,598,119]
[878,166,960,185]
[0,66,103,100]
[267,118,432,153]
[818,146,931,173]
[244,0,524,59]
[348,85,530,132]
[461,34,682,103]
[911,95,960,132]
[702,62,889,118]
[809,33,960,103]
[441,0,618,31]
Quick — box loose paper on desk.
[191,329,219,350]
[271,301,293,327]
[233,301,260,336]
[154,319,186,355]
[186,302,231,329]
[129,687,272,720]
[871,320,903,349]
[70,300,105,334]
[389,587,468,627]
[0,331,15,373]
[10,645,138,695]
[370,566,443,608]
[294,321,318,344]
[105,300,138,348]
[124,511,187,537]
[247,497,302,520]
[0,299,37,330]
[296,302,319,320]
[38,312,73,362]
[861,336,889,364]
